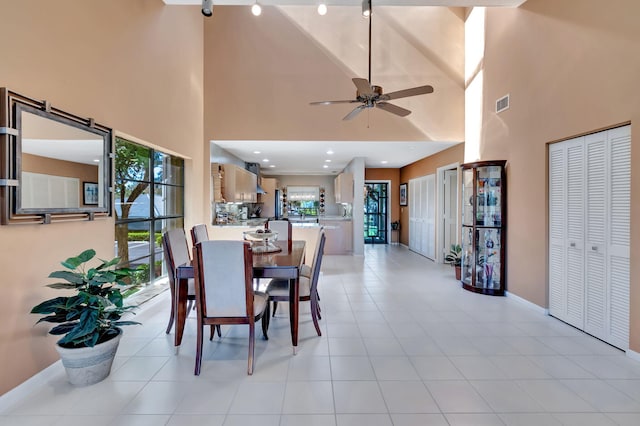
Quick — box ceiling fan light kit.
[311,0,434,121]
[201,0,213,17]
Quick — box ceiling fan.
[310,1,434,121]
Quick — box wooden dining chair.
[266,220,292,248]
[162,228,220,340]
[190,223,209,245]
[266,232,326,336]
[192,240,270,375]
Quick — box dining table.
[174,239,306,354]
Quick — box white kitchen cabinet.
[334,173,353,203]
[548,124,630,350]
[222,164,257,203]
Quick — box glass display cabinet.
[460,160,506,296]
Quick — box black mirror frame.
[0,88,112,225]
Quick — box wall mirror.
[0,88,112,224]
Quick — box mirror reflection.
[19,109,105,210]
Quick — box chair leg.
[216,325,222,337]
[248,323,255,375]
[186,300,194,315]
[262,305,270,340]
[272,300,278,317]
[195,322,204,375]
[310,296,322,337]
[165,307,175,334]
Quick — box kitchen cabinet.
[258,177,278,218]
[334,172,353,203]
[460,160,506,296]
[222,164,257,203]
[320,219,353,254]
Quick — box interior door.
[442,169,458,260]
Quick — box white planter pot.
[55,329,122,386]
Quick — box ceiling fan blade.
[352,78,374,97]
[376,102,411,117]
[343,105,366,121]
[380,85,434,101]
[310,100,359,106]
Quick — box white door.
[409,175,436,260]
[442,169,458,259]
[548,124,630,350]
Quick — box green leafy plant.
[444,244,462,267]
[31,249,140,348]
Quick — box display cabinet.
[460,160,506,296]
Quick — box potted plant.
[391,221,400,230]
[444,244,462,280]
[31,249,140,386]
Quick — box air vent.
[496,94,510,113]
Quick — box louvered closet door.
[606,126,631,349]
[424,174,436,260]
[584,132,607,339]
[548,140,585,328]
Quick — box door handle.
[592,246,598,251]
[569,242,576,248]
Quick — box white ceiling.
[214,140,460,175]
[165,1,526,6]
[172,0,526,174]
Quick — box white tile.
[122,381,190,414]
[378,381,439,413]
[488,355,551,379]
[551,413,617,425]
[228,382,285,414]
[174,380,239,414]
[370,357,419,381]
[53,416,115,426]
[166,414,225,426]
[410,356,464,380]
[389,414,449,426]
[336,414,392,426]
[469,380,544,412]
[223,414,280,426]
[108,415,172,425]
[527,355,595,379]
[328,338,367,356]
[606,379,640,402]
[282,381,334,414]
[515,380,596,412]
[0,416,60,426]
[425,380,492,413]
[280,414,336,426]
[604,413,640,425]
[109,356,169,381]
[497,413,561,426]
[288,355,331,381]
[444,413,506,425]
[568,355,640,379]
[560,379,640,412]
[449,356,507,380]
[330,356,376,380]
[333,381,387,414]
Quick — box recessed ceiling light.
[93,159,100,163]
[269,164,275,168]
[251,2,262,16]
[326,150,334,155]
[262,158,269,162]
[253,150,261,154]
[323,165,329,168]
[381,160,388,164]
[325,159,332,163]
[317,3,327,15]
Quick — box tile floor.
[2,245,640,425]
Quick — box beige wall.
[399,144,465,245]
[479,0,640,351]
[0,0,205,394]
[22,154,99,207]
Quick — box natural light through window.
[464,7,486,162]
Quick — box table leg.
[289,276,299,354]
[175,277,188,347]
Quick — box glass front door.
[364,182,388,244]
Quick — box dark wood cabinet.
[460,160,506,296]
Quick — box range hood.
[245,162,266,194]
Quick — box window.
[114,137,184,285]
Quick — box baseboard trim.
[505,291,549,315]
[0,359,62,412]
[627,349,640,361]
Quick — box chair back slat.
[309,232,326,295]
[194,240,253,317]
[163,228,190,285]
[190,223,209,245]
[266,220,292,242]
